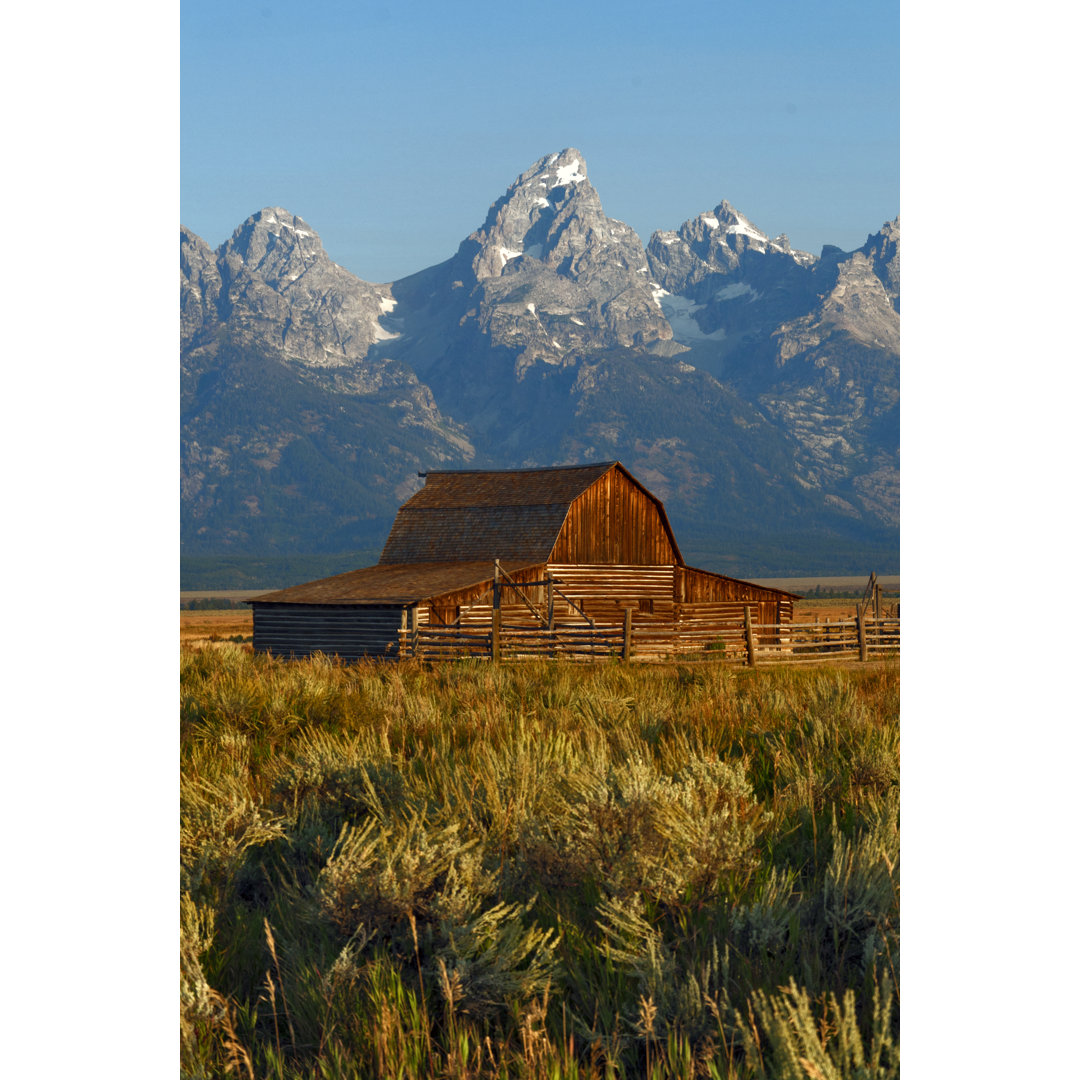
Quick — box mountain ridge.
[181,148,898,573]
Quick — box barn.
[248,462,799,661]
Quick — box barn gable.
[550,464,681,566]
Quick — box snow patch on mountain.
[372,320,400,341]
[715,281,756,301]
[653,289,726,342]
[555,158,586,185]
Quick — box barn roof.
[683,565,803,602]
[248,561,541,606]
[378,462,632,565]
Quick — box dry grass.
[181,610,254,647]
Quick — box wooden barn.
[248,462,799,661]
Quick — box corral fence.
[399,606,899,666]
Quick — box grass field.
[753,577,899,595]
[182,590,274,602]
[181,610,253,647]
[181,646,899,1078]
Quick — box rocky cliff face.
[180,226,224,346]
[642,203,900,530]
[756,229,900,527]
[859,216,900,311]
[645,201,819,371]
[181,151,899,567]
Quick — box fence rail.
[400,613,898,666]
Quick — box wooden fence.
[399,610,899,665]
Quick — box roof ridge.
[420,461,618,476]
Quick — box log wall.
[252,603,403,660]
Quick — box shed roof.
[248,561,539,607]
[683,565,803,601]
[378,462,622,565]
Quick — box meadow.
[181,646,899,1078]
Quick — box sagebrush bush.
[523,752,766,904]
[316,814,484,934]
[180,771,287,898]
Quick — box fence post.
[491,563,501,662]
[857,611,867,662]
[546,574,555,630]
[743,606,757,667]
[399,607,408,659]
[622,606,633,662]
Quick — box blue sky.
[181,0,898,283]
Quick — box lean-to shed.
[248,462,799,660]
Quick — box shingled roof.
[378,462,621,565]
[248,560,541,606]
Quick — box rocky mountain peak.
[389,148,674,376]
[464,148,612,281]
[519,147,591,194]
[218,207,327,290]
[181,210,403,369]
[181,226,224,345]
[859,217,900,311]
[646,198,816,301]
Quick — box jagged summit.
[218,207,328,285]
[510,147,591,196]
[390,148,674,383]
[648,198,816,295]
[858,217,899,311]
[463,147,635,282]
[178,207,407,368]
[180,226,224,344]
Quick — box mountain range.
[181,148,899,576]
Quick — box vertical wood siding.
[549,469,678,565]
